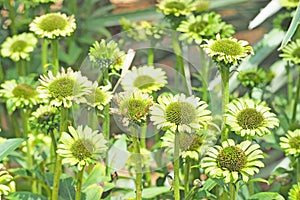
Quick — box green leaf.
[83,184,103,200]
[248,178,269,185]
[279,1,300,49]
[58,176,76,200]
[82,163,109,189]
[108,134,130,171]
[0,138,27,161]
[6,192,47,200]
[248,192,285,200]
[123,186,170,199]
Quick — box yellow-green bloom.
[177,12,235,45]
[85,82,112,110]
[150,93,211,133]
[201,34,254,67]
[0,164,15,196]
[1,33,37,62]
[157,0,196,17]
[161,130,216,160]
[121,66,167,93]
[237,68,274,88]
[111,90,153,126]
[288,182,300,200]
[37,67,92,108]
[57,125,108,170]
[0,77,40,113]
[29,12,76,39]
[225,98,279,137]
[279,0,299,9]
[280,39,300,65]
[201,139,264,183]
[280,129,300,157]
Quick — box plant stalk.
[286,63,293,103]
[184,157,190,198]
[297,157,300,183]
[199,48,208,102]
[6,0,17,34]
[220,65,230,141]
[42,39,49,73]
[230,183,237,200]
[51,40,59,76]
[174,130,180,200]
[132,127,143,200]
[75,167,85,200]
[292,66,300,123]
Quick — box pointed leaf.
[0,138,27,161]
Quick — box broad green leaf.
[58,176,76,200]
[108,134,130,171]
[82,163,109,189]
[0,138,27,161]
[123,186,170,199]
[6,192,47,200]
[248,192,285,200]
[279,1,300,49]
[248,178,269,185]
[83,184,103,200]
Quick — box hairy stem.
[51,40,59,76]
[220,65,230,141]
[132,127,143,200]
[292,66,300,123]
[75,167,84,200]
[174,130,180,200]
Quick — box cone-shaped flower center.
[48,77,76,98]
[289,136,300,149]
[121,98,151,121]
[237,108,264,129]
[37,112,55,124]
[179,133,203,151]
[292,47,300,58]
[133,75,155,90]
[165,1,186,10]
[10,40,27,52]
[12,84,36,99]
[39,14,67,32]
[165,102,196,125]
[211,39,243,56]
[189,21,208,32]
[71,139,93,161]
[217,146,246,171]
[86,88,106,104]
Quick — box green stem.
[184,158,190,198]
[148,44,154,66]
[155,131,162,168]
[52,107,68,200]
[174,130,180,200]
[140,125,151,187]
[220,65,230,141]
[103,104,110,175]
[297,157,300,183]
[75,167,85,200]
[42,39,49,73]
[51,40,59,76]
[16,60,26,76]
[11,112,21,137]
[286,63,293,103]
[229,183,237,200]
[248,181,254,196]
[199,48,208,102]
[132,127,143,200]
[6,0,17,34]
[0,58,4,82]
[292,66,300,123]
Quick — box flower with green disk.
[288,182,300,200]
[280,39,300,65]
[280,129,300,157]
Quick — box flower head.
[150,93,211,133]
[225,98,279,137]
[0,77,40,113]
[157,0,196,17]
[111,90,153,127]
[1,33,37,62]
[85,82,112,110]
[161,129,216,160]
[288,182,300,200]
[273,12,293,31]
[279,0,299,9]
[57,125,108,170]
[121,66,167,93]
[37,67,92,108]
[201,139,264,183]
[89,39,125,72]
[177,12,235,45]
[29,105,60,133]
[280,129,300,157]
[0,164,15,196]
[280,39,300,65]
[201,34,253,67]
[29,12,76,39]
[237,68,274,88]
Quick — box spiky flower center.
[133,75,156,90]
[37,111,55,124]
[48,77,76,99]
[211,39,243,56]
[71,139,93,161]
[179,133,203,151]
[289,136,300,149]
[165,102,196,125]
[86,88,107,104]
[121,98,151,122]
[10,40,27,52]
[189,21,208,33]
[12,84,36,99]
[39,14,67,32]
[292,47,300,58]
[217,146,246,171]
[237,108,264,129]
[165,1,186,10]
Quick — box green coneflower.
[237,68,274,88]
[288,182,300,200]
[0,33,37,62]
[201,139,264,183]
[57,125,108,170]
[0,164,15,196]
[111,90,153,127]
[121,66,167,93]
[0,77,40,113]
[279,0,299,9]
[84,82,112,111]
[150,93,211,133]
[37,67,92,108]
[157,0,196,17]
[280,129,300,157]
[225,98,279,137]
[201,34,253,67]
[29,12,76,39]
[280,39,300,65]
[177,12,235,45]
